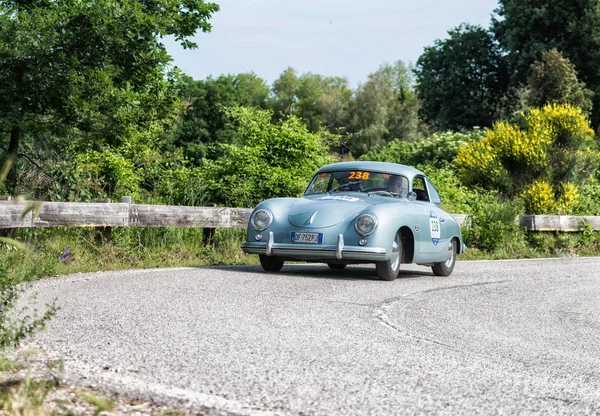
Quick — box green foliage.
[171,73,271,162]
[524,49,594,115]
[417,164,493,214]
[200,106,335,207]
[462,200,522,252]
[361,130,483,168]
[493,0,600,125]
[415,24,510,131]
[346,61,422,156]
[575,177,600,215]
[523,226,600,257]
[457,104,598,213]
[0,0,218,192]
[153,166,207,206]
[270,68,354,139]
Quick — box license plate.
[291,232,323,244]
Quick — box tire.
[259,254,284,272]
[327,263,347,270]
[376,231,402,281]
[432,239,457,276]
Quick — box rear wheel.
[327,263,347,270]
[432,239,457,276]
[376,231,402,281]
[259,255,284,272]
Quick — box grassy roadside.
[1,227,256,280]
[2,225,600,414]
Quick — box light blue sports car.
[241,161,466,280]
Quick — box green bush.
[463,200,522,252]
[200,106,335,207]
[417,164,492,214]
[574,177,600,215]
[153,166,207,206]
[360,129,483,167]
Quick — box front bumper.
[241,232,387,261]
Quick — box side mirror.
[407,191,417,201]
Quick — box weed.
[76,391,114,415]
[0,371,56,416]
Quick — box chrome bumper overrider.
[241,232,387,261]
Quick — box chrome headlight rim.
[251,209,273,231]
[354,213,378,236]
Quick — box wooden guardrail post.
[95,198,113,244]
[202,204,216,245]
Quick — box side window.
[412,177,429,202]
[427,179,442,204]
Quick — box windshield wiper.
[328,181,361,194]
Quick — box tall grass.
[6,226,252,277]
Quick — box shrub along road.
[21,258,600,415]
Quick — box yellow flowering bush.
[521,181,580,215]
[457,104,595,214]
[555,182,580,215]
[521,180,557,214]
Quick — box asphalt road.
[22,258,600,415]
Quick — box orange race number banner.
[348,171,370,180]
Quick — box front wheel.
[376,231,402,281]
[432,239,457,276]
[259,255,284,272]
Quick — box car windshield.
[305,170,409,197]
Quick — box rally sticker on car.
[429,211,440,246]
[319,196,360,202]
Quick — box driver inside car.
[386,175,408,197]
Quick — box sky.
[163,0,501,87]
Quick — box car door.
[414,176,449,256]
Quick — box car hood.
[288,194,373,228]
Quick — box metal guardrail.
[0,199,598,232]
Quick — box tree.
[269,68,353,135]
[415,24,510,131]
[347,61,421,156]
[294,73,352,133]
[270,67,301,118]
[524,49,593,114]
[172,72,270,162]
[493,0,600,124]
[0,0,219,193]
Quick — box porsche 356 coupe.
[241,161,466,281]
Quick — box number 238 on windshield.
[348,171,370,180]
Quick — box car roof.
[317,161,425,179]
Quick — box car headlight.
[355,214,377,236]
[251,209,273,231]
